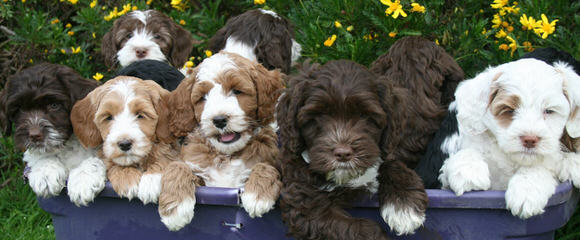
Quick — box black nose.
[334,146,354,162]
[29,128,44,142]
[135,48,148,58]
[212,116,228,129]
[117,140,133,151]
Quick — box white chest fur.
[189,159,253,188]
[23,136,96,171]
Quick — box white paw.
[505,187,548,219]
[138,173,162,204]
[240,192,275,218]
[160,198,196,231]
[380,203,425,235]
[505,169,556,219]
[28,164,67,198]
[559,152,580,188]
[439,149,490,195]
[67,158,106,206]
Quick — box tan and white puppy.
[158,51,283,231]
[71,76,176,204]
[439,59,580,219]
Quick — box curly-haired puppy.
[115,59,185,91]
[71,76,176,204]
[438,59,580,218]
[0,63,105,206]
[157,51,283,231]
[208,9,301,74]
[102,10,194,68]
[277,60,428,240]
[370,36,464,169]
[416,47,580,189]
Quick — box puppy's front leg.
[27,157,67,198]
[439,148,491,195]
[159,161,200,231]
[241,162,282,218]
[138,145,176,204]
[107,165,142,200]
[378,159,427,236]
[505,166,558,219]
[67,157,106,206]
[559,152,580,188]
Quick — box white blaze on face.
[116,10,166,67]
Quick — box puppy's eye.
[197,96,206,104]
[544,109,555,115]
[105,115,113,121]
[232,89,242,95]
[153,34,161,40]
[47,103,61,111]
[500,107,514,115]
[136,113,145,119]
[125,33,133,39]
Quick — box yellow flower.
[481,28,487,35]
[171,0,188,11]
[519,14,540,31]
[118,3,131,16]
[381,0,407,19]
[388,32,397,38]
[323,34,337,47]
[491,14,502,28]
[507,25,514,32]
[66,23,72,28]
[498,44,509,51]
[185,61,194,68]
[132,6,138,11]
[410,3,425,13]
[67,31,75,36]
[146,0,153,5]
[535,14,558,39]
[93,73,104,81]
[92,32,96,39]
[346,25,354,32]
[89,0,97,8]
[51,19,60,25]
[506,36,517,56]
[71,46,81,54]
[60,48,66,54]
[179,19,186,25]
[503,6,519,14]
[205,50,213,57]
[435,39,439,45]
[104,8,118,21]
[29,59,33,64]
[68,0,78,4]
[491,0,509,9]
[254,0,266,5]
[501,21,509,28]
[21,0,26,3]
[495,29,507,38]
[522,41,534,52]
[334,21,342,28]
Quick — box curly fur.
[277,60,427,240]
[370,36,464,169]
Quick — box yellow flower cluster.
[324,34,337,47]
[520,14,558,39]
[254,0,266,5]
[380,0,425,19]
[104,3,134,21]
[90,0,97,8]
[93,73,104,81]
[171,0,188,12]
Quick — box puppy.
[416,47,580,189]
[438,59,580,218]
[71,76,176,204]
[277,60,427,240]
[158,51,283,231]
[102,10,194,69]
[370,36,464,168]
[0,63,105,206]
[208,9,301,74]
[115,59,185,91]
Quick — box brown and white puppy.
[158,51,283,231]
[208,9,301,74]
[102,10,194,69]
[277,60,428,240]
[0,63,105,207]
[71,76,176,204]
[370,36,464,169]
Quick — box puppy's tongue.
[220,133,236,142]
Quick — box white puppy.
[439,59,580,219]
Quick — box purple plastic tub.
[37,182,578,240]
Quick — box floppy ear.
[71,89,103,148]
[255,19,293,74]
[455,66,503,136]
[207,27,228,54]
[142,80,173,144]
[168,24,194,68]
[555,62,580,138]
[0,88,10,136]
[167,69,197,138]
[55,65,99,104]
[250,64,285,124]
[435,49,465,106]
[101,25,119,68]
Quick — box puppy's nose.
[28,128,43,142]
[212,116,228,129]
[334,146,353,162]
[117,139,133,152]
[135,48,148,58]
[520,135,540,148]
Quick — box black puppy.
[115,59,184,91]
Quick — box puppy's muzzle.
[28,127,44,143]
[212,115,228,129]
[334,145,353,162]
[135,48,148,59]
[520,135,540,149]
[117,139,133,152]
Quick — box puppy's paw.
[138,173,162,204]
[505,188,548,219]
[67,158,106,206]
[160,198,196,231]
[111,181,139,200]
[241,191,276,218]
[440,149,490,195]
[505,170,556,219]
[28,164,67,198]
[559,152,580,188]
[380,203,425,235]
